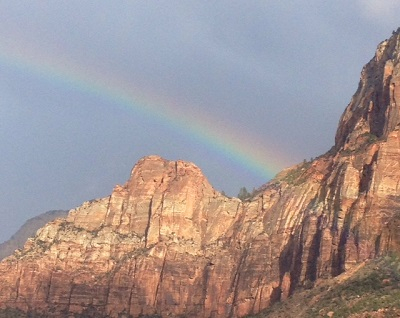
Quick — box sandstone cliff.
[1,30,400,317]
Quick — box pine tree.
[237,187,251,201]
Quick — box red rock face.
[1,31,400,317]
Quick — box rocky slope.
[1,30,400,317]
[0,210,68,261]
[250,254,400,318]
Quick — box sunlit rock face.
[1,30,400,317]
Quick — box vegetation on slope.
[248,253,400,318]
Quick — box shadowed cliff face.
[1,31,400,318]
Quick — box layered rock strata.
[1,30,400,317]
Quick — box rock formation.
[0,210,68,261]
[1,30,400,317]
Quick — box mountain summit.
[1,30,400,317]
[336,27,400,150]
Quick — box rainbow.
[0,42,291,181]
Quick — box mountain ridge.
[0,210,68,261]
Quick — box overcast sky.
[0,1,399,243]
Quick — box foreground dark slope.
[249,253,400,317]
[1,30,400,317]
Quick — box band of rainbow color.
[0,44,290,182]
